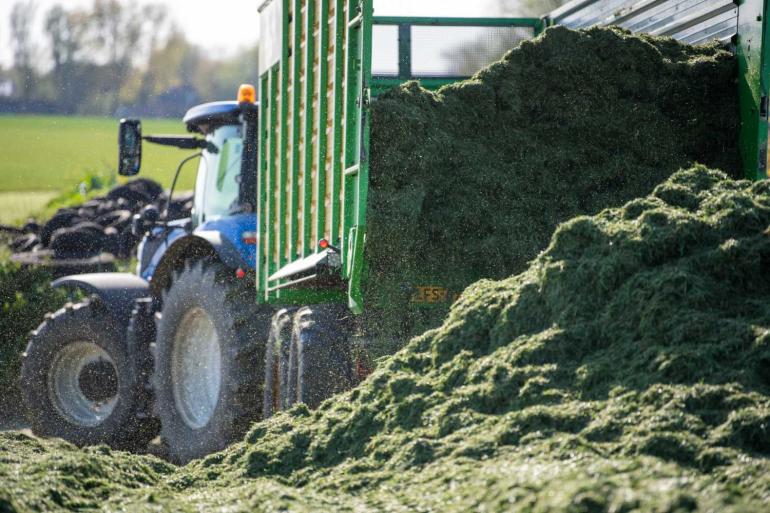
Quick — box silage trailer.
[253,0,546,418]
[253,0,770,421]
[19,0,547,464]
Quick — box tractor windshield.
[193,124,243,226]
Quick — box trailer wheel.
[152,260,271,463]
[19,300,158,450]
[287,304,354,409]
[263,308,296,418]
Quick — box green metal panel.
[279,0,290,278]
[290,0,302,262]
[737,0,770,181]
[264,69,276,295]
[330,0,345,246]
[258,73,269,296]
[314,0,330,251]
[302,0,316,257]
[345,0,372,313]
[342,0,365,277]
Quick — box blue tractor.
[20,86,271,462]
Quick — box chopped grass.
[3,166,770,512]
[363,26,740,344]
[0,28,764,513]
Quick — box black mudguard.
[194,231,249,270]
[148,233,249,297]
[51,273,150,328]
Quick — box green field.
[0,191,59,225]
[0,115,197,193]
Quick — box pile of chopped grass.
[364,25,740,341]
[4,166,769,511]
[186,166,770,511]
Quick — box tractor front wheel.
[152,260,271,463]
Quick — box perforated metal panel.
[550,0,738,44]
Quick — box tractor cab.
[117,85,259,282]
[184,101,248,227]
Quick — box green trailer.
[255,0,770,415]
[255,0,544,412]
[256,0,542,311]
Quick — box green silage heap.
[4,166,770,511]
[364,25,740,340]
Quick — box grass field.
[0,191,59,225]
[0,115,198,193]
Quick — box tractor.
[20,86,270,462]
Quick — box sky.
[0,0,501,69]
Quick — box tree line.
[0,0,565,118]
[1,0,259,118]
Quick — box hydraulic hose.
[165,152,203,222]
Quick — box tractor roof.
[183,101,243,135]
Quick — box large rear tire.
[152,260,271,463]
[20,299,158,450]
[287,304,354,409]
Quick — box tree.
[91,0,144,111]
[140,3,169,59]
[44,5,88,70]
[9,1,37,99]
[43,5,92,113]
[3,0,253,117]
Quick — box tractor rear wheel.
[287,304,354,409]
[20,299,158,450]
[152,260,271,463]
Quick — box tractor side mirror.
[118,119,142,176]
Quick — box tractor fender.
[51,273,150,328]
[195,230,250,270]
[148,232,249,297]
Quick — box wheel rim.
[171,307,222,430]
[47,341,119,427]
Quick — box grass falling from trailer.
[363,25,740,346]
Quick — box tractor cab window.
[192,124,243,226]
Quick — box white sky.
[0,0,500,68]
